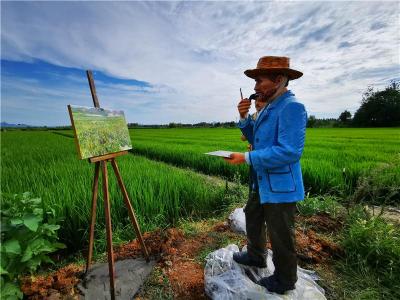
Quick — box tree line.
[307,81,400,128]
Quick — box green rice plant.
[1,131,227,254]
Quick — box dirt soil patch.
[296,228,343,265]
[19,229,184,300]
[20,214,343,299]
[296,213,344,233]
[116,228,211,299]
[20,264,84,300]
[295,213,344,265]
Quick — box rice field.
[1,127,399,252]
[1,131,227,252]
[128,128,400,194]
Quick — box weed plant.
[340,205,400,298]
[352,155,400,206]
[297,194,341,217]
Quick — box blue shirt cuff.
[244,152,251,165]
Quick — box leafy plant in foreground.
[1,192,65,300]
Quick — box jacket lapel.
[253,90,292,133]
[253,106,270,132]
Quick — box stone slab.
[78,258,156,300]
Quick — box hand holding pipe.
[238,89,260,118]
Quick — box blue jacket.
[238,90,307,204]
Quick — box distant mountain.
[0,122,32,128]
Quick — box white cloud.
[1,1,399,124]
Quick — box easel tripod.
[84,70,149,300]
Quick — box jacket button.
[258,176,262,180]
[256,138,259,142]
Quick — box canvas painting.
[68,105,132,159]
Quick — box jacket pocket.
[266,166,296,193]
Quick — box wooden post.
[85,162,100,274]
[86,70,100,108]
[111,158,150,262]
[102,161,116,300]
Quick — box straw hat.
[244,56,303,80]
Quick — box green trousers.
[244,190,298,286]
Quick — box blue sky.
[1,1,399,126]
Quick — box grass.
[309,203,400,300]
[136,266,174,300]
[341,207,400,285]
[352,155,400,206]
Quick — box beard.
[261,86,279,102]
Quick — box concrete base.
[78,258,156,300]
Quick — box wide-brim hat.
[244,56,303,80]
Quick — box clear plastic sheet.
[210,207,327,299]
[204,245,326,300]
[228,207,246,234]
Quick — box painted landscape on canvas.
[68,105,132,159]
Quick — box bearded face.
[254,74,287,102]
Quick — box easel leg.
[86,162,100,274]
[102,161,116,300]
[111,159,150,262]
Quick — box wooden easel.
[84,70,149,300]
